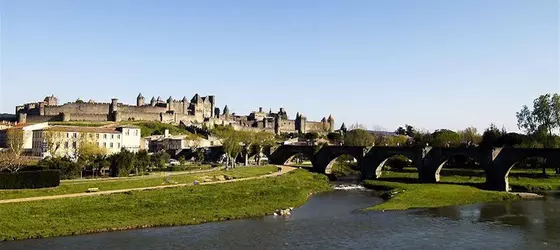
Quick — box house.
[0,122,50,153]
[31,125,141,158]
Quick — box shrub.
[384,155,410,171]
[37,157,83,179]
[109,150,136,177]
[0,170,60,189]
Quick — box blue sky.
[1,0,558,132]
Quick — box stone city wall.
[43,103,110,116]
[117,104,167,114]
[26,115,61,123]
[65,113,110,122]
[306,121,329,132]
[118,112,161,122]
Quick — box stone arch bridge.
[267,145,560,191]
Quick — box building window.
[104,134,107,139]
[96,134,99,139]
[110,142,114,148]
[65,142,69,149]
[125,130,129,136]
[117,143,121,148]
[72,142,76,148]
[111,134,114,139]
[117,134,121,139]
[134,130,138,136]
[73,133,77,138]
[67,133,70,138]
[103,142,107,148]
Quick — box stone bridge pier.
[485,148,560,191]
[267,144,560,191]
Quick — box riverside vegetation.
[0,169,330,241]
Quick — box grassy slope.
[0,166,278,200]
[0,170,330,241]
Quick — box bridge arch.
[361,147,423,180]
[486,148,560,191]
[267,145,316,166]
[313,146,366,174]
[429,147,484,182]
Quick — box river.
[2,185,560,249]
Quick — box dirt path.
[62,167,223,184]
[0,166,296,204]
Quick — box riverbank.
[0,169,331,241]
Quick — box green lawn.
[363,180,519,211]
[365,166,560,211]
[0,169,330,241]
[380,167,560,191]
[0,166,278,200]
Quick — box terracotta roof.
[43,126,121,134]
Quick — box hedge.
[0,170,61,189]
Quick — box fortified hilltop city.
[8,93,335,135]
[0,1,558,249]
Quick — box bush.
[109,150,136,177]
[0,170,60,189]
[384,155,410,171]
[37,157,83,179]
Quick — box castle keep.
[14,94,334,135]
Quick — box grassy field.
[364,166,560,211]
[363,180,519,211]
[0,169,330,241]
[330,163,361,178]
[0,166,278,200]
[379,167,560,191]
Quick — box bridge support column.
[418,166,437,183]
[485,166,508,191]
[360,164,381,180]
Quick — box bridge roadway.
[266,145,560,191]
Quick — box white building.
[144,129,221,152]
[0,122,49,153]
[32,125,141,158]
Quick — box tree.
[304,132,319,141]
[458,127,481,146]
[327,132,342,144]
[344,129,375,146]
[515,93,560,176]
[222,134,242,168]
[75,133,106,168]
[252,131,275,166]
[349,123,368,130]
[151,151,170,169]
[44,130,64,157]
[90,155,109,177]
[135,150,151,174]
[431,129,462,147]
[480,123,504,149]
[178,156,186,167]
[517,93,560,147]
[109,150,136,177]
[4,128,26,172]
[396,124,416,137]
